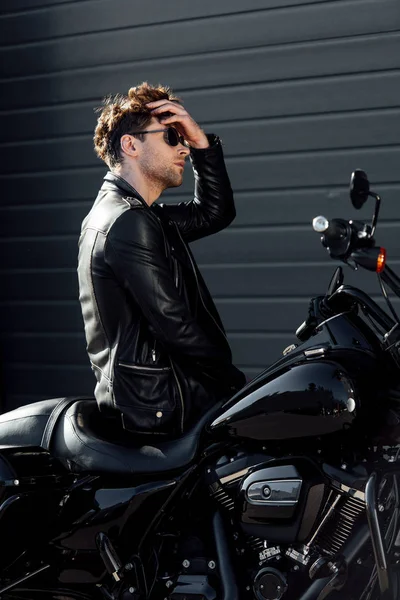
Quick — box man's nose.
[179,144,190,157]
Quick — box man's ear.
[120,134,139,158]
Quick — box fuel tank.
[211,312,381,441]
[211,360,358,440]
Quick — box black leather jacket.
[78,134,246,435]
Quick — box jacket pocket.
[114,362,178,434]
[118,362,170,373]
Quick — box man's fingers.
[146,100,185,114]
[159,114,186,123]
[159,114,194,133]
[158,115,188,136]
[145,101,206,146]
[146,99,182,107]
[152,107,187,118]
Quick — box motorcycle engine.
[207,450,367,599]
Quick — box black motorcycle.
[1,170,400,600]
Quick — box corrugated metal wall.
[1,0,400,410]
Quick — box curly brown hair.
[93,82,181,168]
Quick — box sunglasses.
[130,127,186,147]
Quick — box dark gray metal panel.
[3,108,400,174]
[0,269,78,301]
[3,184,400,235]
[0,301,82,333]
[0,261,391,302]
[2,365,93,413]
[0,0,80,14]
[2,32,400,110]
[0,300,305,334]
[2,0,399,77]
[3,296,398,334]
[205,263,390,299]
[0,0,332,39]
[1,0,400,407]
[1,146,399,203]
[1,330,292,368]
[2,332,88,364]
[2,220,400,269]
[2,70,400,144]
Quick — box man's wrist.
[188,132,210,149]
[189,134,220,153]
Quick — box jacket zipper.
[152,339,157,363]
[148,277,183,429]
[174,258,179,289]
[118,362,170,372]
[169,358,184,433]
[174,223,228,342]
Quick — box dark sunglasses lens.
[166,128,179,146]
[166,127,185,147]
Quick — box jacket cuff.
[189,133,222,158]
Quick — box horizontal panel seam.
[0,0,342,26]
[0,0,367,46]
[3,260,400,271]
[0,294,396,305]
[3,362,89,370]
[1,29,400,84]
[0,0,92,18]
[0,0,380,45]
[1,143,400,179]
[3,220,400,241]
[1,331,296,338]
[2,362,263,371]
[3,182,400,210]
[2,104,400,148]
[1,67,399,115]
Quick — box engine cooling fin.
[246,536,266,553]
[210,484,235,512]
[313,492,365,555]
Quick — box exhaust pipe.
[212,511,240,600]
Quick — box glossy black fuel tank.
[211,360,358,440]
[211,311,381,441]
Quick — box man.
[78,82,245,437]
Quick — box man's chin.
[165,176,183,189]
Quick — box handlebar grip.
[312,216,347,242]
[296,320,314,342]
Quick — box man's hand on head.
[146,100,209,149]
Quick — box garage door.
[1,0,400,410]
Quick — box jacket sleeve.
[159,134,236,243]
[105,209,232,366]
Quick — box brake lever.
[296,297,328,342]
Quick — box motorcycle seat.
[0,397,69,449]
[0,397,223,475]
[52,398,223,475]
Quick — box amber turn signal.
[376,247,386,273]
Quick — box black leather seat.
[52,399,223,474]
[0,398,63,448]
[0,397,223,475]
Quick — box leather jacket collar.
[103,171,149,209]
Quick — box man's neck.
[113,165,161,207]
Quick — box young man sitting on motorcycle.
[78,82,246,436]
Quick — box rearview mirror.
[327,266,344,296]
[350,169,370,209]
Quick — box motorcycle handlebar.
[327,285,395,331]
[312,216,348,242]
